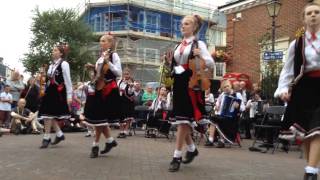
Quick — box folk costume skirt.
[119,96,135,123]
[283,75,320,140]
[84,80,121,126]
[171,69,205,126]
[39,83,70,120]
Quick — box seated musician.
[205,80,244,147]
[204,88,215,116]
[243,92,264,139]
[10,98,40,134]
[146,86,171,137]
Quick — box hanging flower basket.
[211,49,232,64]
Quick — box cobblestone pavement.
[0,131,306,180]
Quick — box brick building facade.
[218,0,312,84]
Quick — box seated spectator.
[70,83,83,129]
[205,88,215,105]
[0,85,12,129]
[205,80,244,148]
[141,85,157,107]
[133,80,144,106]
[147,86,171,137]
[10,98,41,135]
[205,88,215,115]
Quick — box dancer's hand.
[67,98,72,111]
[84,63,94,69]
[193,48,201,57]
[280,92,291,102]
[232,102,240,109]
[164,50,173,64]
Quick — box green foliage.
[22,7,95,81]
[261,60,282,103]
[159,62,174,88]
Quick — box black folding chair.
[131,105,150,135]
[250,106,286,153]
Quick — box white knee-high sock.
[305,166,319,174]
[187,143,196,152]
[173,150,182,158]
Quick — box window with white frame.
[145,13,160,34]
[137,12,160,35]
[136,48,159,64]
[213,62,226,79]
[93,14,101,32]
[145,48,159,63]
[173,19,182,39]
[207,29,226,47]
[137,48,144,63]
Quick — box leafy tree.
[22,7,95,81]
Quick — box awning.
[222,72,251,87]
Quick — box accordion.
[217,94,242,118]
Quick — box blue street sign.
[263,51,283,61]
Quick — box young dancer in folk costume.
[275,3,320,180]
[39,43,73,149]
[165,15,214,172]
[83,34,122,158]
[117,68,135,138]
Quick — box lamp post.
[266,0,282,53]
[263,0,281,102]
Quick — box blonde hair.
[101,34,116,51]
[123,67,131,75]
[220,79,232,90]
[11,71,20,81]
[182,15,203,35]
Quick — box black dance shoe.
[304,173,317,180]
[204,141,214,147]
[168,157,182,172]
[90,146,99,158]
[100,140,118,154]
[39,139,51,149]
[14,123,21,135]
[117,133,126,138]
[51,135,65,145]
[215,140,225,148]
[182,149,199,164]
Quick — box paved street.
[0,131,305,180]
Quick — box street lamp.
[263,0,282,102]
[266,0,282,52]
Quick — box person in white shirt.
[205,80,244,148]
[165,14,214,172]
[83,34,122,158]
[205,88,214,105]
[274,3,320,179]
[0,85,12,128]
[146,86,170,137]
[38,43,73,149]
[117,68,135,138]
[6,71,25,108]
[239,81,250,105]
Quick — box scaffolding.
[82,0,222,84]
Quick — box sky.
[0,0,228,77]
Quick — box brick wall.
[225,0,309,83]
